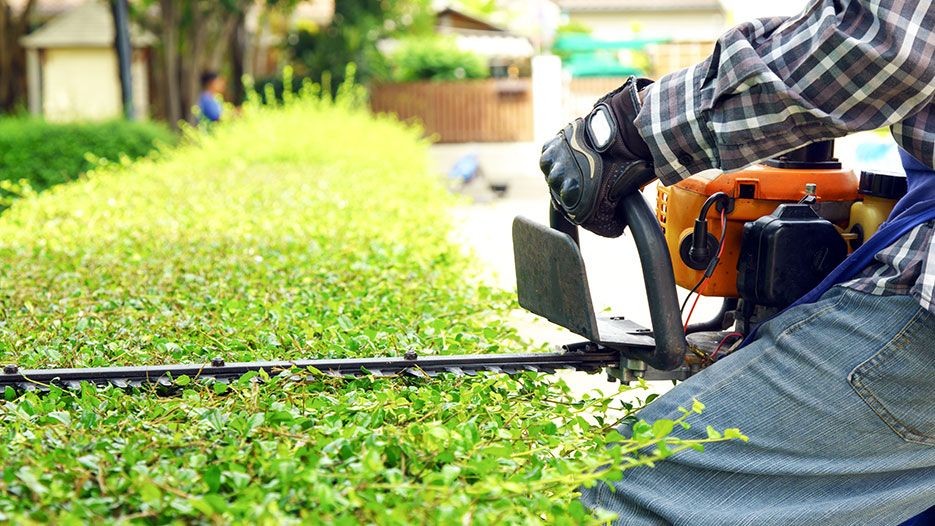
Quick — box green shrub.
[0,118,174,194]
[0,86,741,523]
[387,36,490,82]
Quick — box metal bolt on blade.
[211,357,225,367]
[403,350,418,361]
[3,364,17,374]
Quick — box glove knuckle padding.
[538,76,656,238]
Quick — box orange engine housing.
[656,164,860,297]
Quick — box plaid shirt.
[635,0,935,313]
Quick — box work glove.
[539,76,656,237]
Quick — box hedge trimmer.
[0,141,904,391]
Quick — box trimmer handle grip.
[618,192,687,370]
[545,194,686,370]
[549,204,580,246]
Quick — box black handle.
[549,203,579,246]
[619,193,687,370]
[548,195,686,370]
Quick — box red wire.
[683,294,701,332]
[711,332,744,360]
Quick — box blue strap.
[899,505,934,526]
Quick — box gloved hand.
[539,77,656,237]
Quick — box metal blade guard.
[512,193,687,371]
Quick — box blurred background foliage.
[283,0,435,89]
[386,36,489,83]
[0,118,173,208]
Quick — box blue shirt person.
[197,71,225,123]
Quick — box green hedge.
[387,36,489,82]
[0,88,740,523]
[0,118,174,193]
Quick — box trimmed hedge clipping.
[0,86,742,524]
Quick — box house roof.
[436,7,507,33]
[433,6,533,58]
[556,0,724,12]
[20,2,155,49]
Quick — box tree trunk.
[158,0,181,128]
[181,4,210,123]
[228,11,247,105]
[0,0,37,113]
[0,3,10,108]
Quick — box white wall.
[41,47,149,122]
[43,48,122,121]
[131,50,149,120]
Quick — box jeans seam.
[769,299,848,348]
[847,307,935,446]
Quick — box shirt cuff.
[634,65,720,186]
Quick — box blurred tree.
[454,0,498,18]
[285,0,434,91]
[0,0,36,113]
[132,0,295,127]
[557,20,591,36]
[387,36,488,82]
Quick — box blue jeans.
[581,287,935,525]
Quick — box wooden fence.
[369,79,533,143]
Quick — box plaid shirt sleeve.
[635,0,935,185]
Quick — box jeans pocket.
[848,308,935,446]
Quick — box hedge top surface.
[0,98,517,370]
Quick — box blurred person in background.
[198,71,226,124]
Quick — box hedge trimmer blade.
[0,348,622,391]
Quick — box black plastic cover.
[858,170,908,199]
[763,140,842,169]
[737,204,847,308]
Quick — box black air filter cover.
[737,204,847,309]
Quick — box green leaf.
[189,498,215,516]
[706,426,722,439]
[204,494,228,513]
[204,465,222,493]
[16,467,46,496]
[139,481,162,505]
[651,419,674,439]
[723,428,749,442]
[440,464,461,484]
[47,411,72,426]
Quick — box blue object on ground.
[449,153,480,184]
